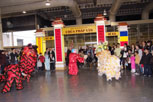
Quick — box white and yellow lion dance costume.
[96,42,121,81]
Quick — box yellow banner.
[106,32,119,36]
[43,36,54,40]
[62,25,96,35]
[36,37,43,54]
[120,36,128,41]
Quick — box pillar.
[76,17,82,25]
[118,22,128,48]
[35,29,46,55]
[52,18,65,70]
[0,9,3,49]
[94,14,107,44]
[11,32,14,46]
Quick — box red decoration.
[97,25,105,42]
[52,18,64,26]
[94,14,106,22]
[119,22,128,26]
[55,29,62,62]
[35,29,44,33]
[120,41,128,46]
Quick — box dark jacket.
[0,53,7,65]
[140,53,152,65]
[10,52,18,63]
[66,49,71,66]
[48,50,55,59]
[150,55,153,65]
[151,45,153,52]
[86,55,93,63]
[121,47,129,59]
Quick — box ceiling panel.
[97,0,113,4]
[0,0,44,7]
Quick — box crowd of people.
[0,47,56,74]
[0,49,19,74]
[1,40,153,77]
[117,41,153,77]
[37,48,55,71]
[65,40,153,77]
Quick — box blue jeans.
[144,64,152,76]
[139,64,144,74]
[11,60,18,64]
[1,65,5,74]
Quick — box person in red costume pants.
[69,49,84,75]
[1,64,23,93]
[20,44,37,82]
[0,44,37,93]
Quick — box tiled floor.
[0,69,153,102]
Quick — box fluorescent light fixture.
[22,11,27,14]
[85,42,97,45]
[103,9,107,16]
[45,0,50,6]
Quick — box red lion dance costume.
[0,44,37,93]
[69,49,84,75]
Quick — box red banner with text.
[97,25,105,43]
[55,29,62,62]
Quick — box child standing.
[135,51,140,75]
[38,53,45,71]
[127,50,132,71]
[131,53,136,73]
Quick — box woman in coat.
[45,49,50,71]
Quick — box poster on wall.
[55,29,62,62]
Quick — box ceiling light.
[103,9,107,16]
[45,0,50,6]
[64,15,67,18]
[22,11,27,14]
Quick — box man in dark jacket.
[86,52,93,69]
[10,49,18,64]
[66,48,71,66]
[140,48,152,77]
[150,50,153,71]
[146,41,152,52]
[0,50,7,74]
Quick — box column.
[118,22,128,48]
[35,29,46,55]
[52,18,65,70]
[0,9,3,49]
[76,17,82,25]
[94,14,107,44]
[11,32,14,46]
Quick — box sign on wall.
[106,32,119,36]
[62,25,96,35]
[43,36,54,40]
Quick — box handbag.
[37,60,42,67]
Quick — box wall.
[3,30,36,47]
[3,32,12,46]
